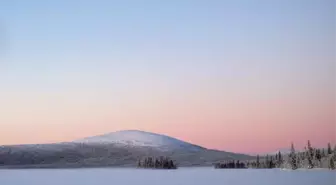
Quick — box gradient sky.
[0,0,335,154]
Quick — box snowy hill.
[0,130,254,168]
[73,130,205,151]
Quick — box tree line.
[137,156,177,169]
[248,141,336,170]
[214,141,336,170]
[214,160,246,169]
[247,154,277,169]
[287,141,336,170]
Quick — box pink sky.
[0,81,335,154]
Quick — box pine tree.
[307,140,314,158]
[329,157,335,170]
[289,142,297,170]
[322,148,326,158]
[265,155,269,168]
[144,158,148,168]
[270,156,274,168]
[327,143,332,154]
[296,154,301,168]
[256,155,260,168]
[300,151,305,160]
[277,151,283,168]
[315,149,321,161]
[307,140,314,168]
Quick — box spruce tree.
[300,151,305,160]
[265,155,269,168]
[289,143,297,170]
[137,160,141,167]
[315,149,321,161]
[322,148,326,158]
[296,154,301,168]
[327,143,332,154]
[307,140,313,158]
[270,156,274,168]
[329,157,335,170]
[307,140,314,168]
[256,155,260,168]
[277,151,283,167]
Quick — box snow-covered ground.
[0,167,334,185]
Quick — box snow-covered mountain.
[73,130,205,151]
[0,130,254,168]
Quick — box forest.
[215,141,336,170]
[137,156,177,169]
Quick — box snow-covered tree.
[307,140,314,157]
[265,155,269,168]
[327,143,332,154]
[329,158,335,170]
[321,148,326,158]
[296,154,301,168]
[269,156,275,168]
[256,155,260,168]
[277,151,283,168]
[315,149,321,161]
[289,143,297,170]
[306,140,314,168]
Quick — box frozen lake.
[0,167,335,185]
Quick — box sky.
[0,0,335,154]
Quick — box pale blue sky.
[1,0,334,91]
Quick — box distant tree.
[321,149,326,158]
[265,155,269,168]
[307,156,313,168]
[269,156,275,168]
[289,143,297,170]
[299,152,305,160]
[296,154,301,168]
[252,161,256,168]
[315,149,322,161]
[143,158,147,168]
[236,160,240,168]
[306,140,314,168]
[329,157,335,170]
[307,140,314,157]
[137,160,141,167]
[138,157,176,169]
[256,155,260,168]
[277,151,283,168]
[169,160,175,169]
[327,143,332,155]
[333,145,336,160]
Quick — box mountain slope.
[0,130,254,168]
[73,130,205,151]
